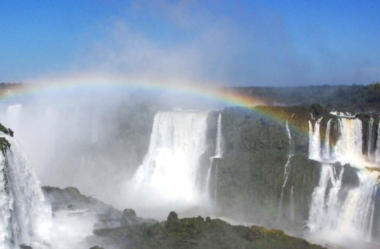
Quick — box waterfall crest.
[309,117,323,160]
[334,118,363,165]
[323,119,332,159]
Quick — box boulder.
[121,208,137,226]
[165,211,180,232]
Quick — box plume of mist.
[70,0,314,87]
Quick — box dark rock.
[20,245,33,249]
[8,128,13,137]
[89,246,104,249]
[342,164,360,188]
[68,204,79,210]
[64,187,81,196]
[121,208,137,226]
[310,103,326,118]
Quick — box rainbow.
[0,74,379,172]
[1,74,263,105]
[0,74,305,132]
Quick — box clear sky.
[1,0,379,86]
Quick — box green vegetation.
[93,211,325,249]
[0,137,11,154]
[41,186,325,249]
[231,82,380,111]
[0,122,12,154]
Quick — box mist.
[1,1,380,249]
[0,84,223,213]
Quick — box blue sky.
[0,0,379,86]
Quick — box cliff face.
[214,106,321,230]
[213,105,380,238]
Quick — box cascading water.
[307,164,344,232]
[215,113,223,158]
[277,118,294,222]
[205,113,223,200]
[289,186,294,222]
[334,117,363,165]
[0,134,52,249]
[336,170,377,240]
[309,117,322,161]
[323,119,332,159]
[307,115,380,247]
[214,164,218,204]
[376,118,380,163]
[132,111,209,207]
[368,116,374,160]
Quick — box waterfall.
[337,170,377,238]
[0,134,51,249]
[309,117,323,160]
[308,164,335,231]
[334,118,363,165]
[215,113,223,158]
[307,165,378,244]
[308,121,312,156]
[376,119,380,163]
[205,159,213,196]
[307,114,380,245]
[323,119,332,159]
[205,113,223,200]
[367,116,374,160]
[289,186,294,222]
[277,119,295,222]
[214,164,218,204]
[132,111,209,206]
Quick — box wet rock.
[68,203,79,210]
[64,187,81,196]
[20,245,33,249]
[121,208,137,226]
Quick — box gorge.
[0,88,379,249]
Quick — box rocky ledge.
[42,186,325,249]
